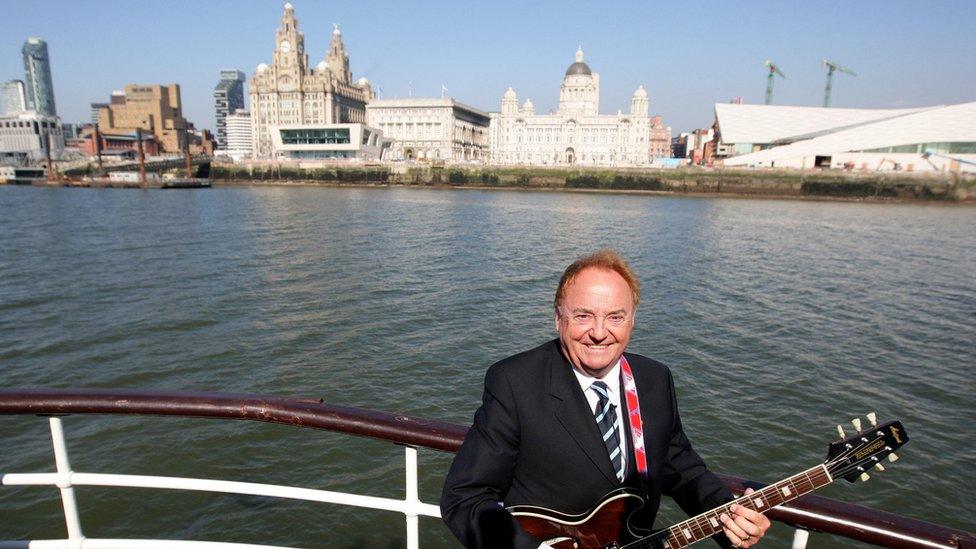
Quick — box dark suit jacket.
[441,339,734,548]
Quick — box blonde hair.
[554,249,641,310]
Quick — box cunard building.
[489,48,652,167]
[250,3,375,159]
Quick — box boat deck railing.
[0,389,972,549]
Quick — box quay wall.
[210,163,975,202]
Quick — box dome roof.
[256,63,269,73]
[633,85,647,98]
[503,87,517,99]
[565,62,592,76]
[316,61,329,72]
[357,76,370,87]
[565,46,592,76]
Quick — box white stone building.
[224,109,253,162]
[489,48,652,167]
[249,3,374,159]
[0,111,64,163]
[366,98,490,162]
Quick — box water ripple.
[0,186,973,547]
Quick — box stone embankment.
[211,163,975,202]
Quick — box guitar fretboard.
[630,465,832,549]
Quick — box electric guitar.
[511,414,908,549]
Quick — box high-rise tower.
[21,37,57,116]
[213,69,246,150]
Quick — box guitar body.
[510,488,654,549]
[510,418,908,549]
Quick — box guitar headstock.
[825,414,908,483]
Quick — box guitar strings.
[616,433,889,549]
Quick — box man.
[441,250,770,548]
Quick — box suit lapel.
[548,343,619,485]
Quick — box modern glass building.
[21,38,57,116]
[213,69,246,150]
[269,123,390,160]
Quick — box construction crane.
[764,60,786,105]
[822,59,856,107]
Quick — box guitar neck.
[634,464,833,549]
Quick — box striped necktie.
[591,381,624,482]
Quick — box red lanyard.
[620,355,648,477]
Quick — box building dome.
[284,2,293,10]
[503,87,517,100]
[633,85,647,98]
[316,61,329,73]
[357,76,370,87]
[565,47,592,76]
[565,62,592,76]
[256,63,269,74]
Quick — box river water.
[0,185,973,547]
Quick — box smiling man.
[441,250,770,548]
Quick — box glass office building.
[21,38,57,116]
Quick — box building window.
[279,127,351,145]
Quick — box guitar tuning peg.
[859,472,870,482]
[837,425,846,439]
[888,453,899,463]
[874,463,886,472]
[866,412,877,427]
[851,418,862,432]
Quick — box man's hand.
[720,488,771,548]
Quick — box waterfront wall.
[210,163,975,201]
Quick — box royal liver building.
[250,3,374,159]
[489,48,651,166]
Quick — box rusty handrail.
[0,388,972,548]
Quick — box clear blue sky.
[3,0,974,133]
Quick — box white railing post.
[404,446,421,549]
[49,417,85,547]
[792,528,810,549]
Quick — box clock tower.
[249,3,375,159]
[273,3,308,78]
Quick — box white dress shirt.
[537,360,629,549]
[571,359,628,478]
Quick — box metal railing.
[0,389,973,549]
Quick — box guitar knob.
[866,412,877,427]
[875,463,886,472]
[888,453,899,463]
[837,425,846,439]
[859,472,870,482]
[851,418,862,432]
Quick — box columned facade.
[489,48,651,167]
[366,98,490,162]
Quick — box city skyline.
[2,0,974,134]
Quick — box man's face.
[555,267,635,378]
